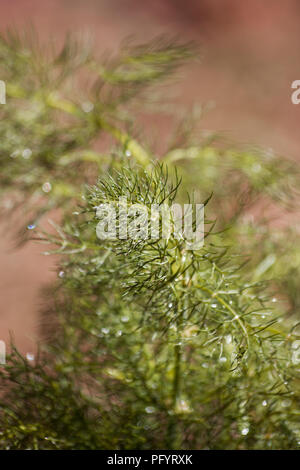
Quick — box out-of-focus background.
[1,0,300,354]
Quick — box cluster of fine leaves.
[0,32,299,449]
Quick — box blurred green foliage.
[0,32,299,449]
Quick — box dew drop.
[42,182,52,193]
[262,400,267,407]
[10,150,19,158]
[58,270,65,278]
[22,148,32,159]
[225,335,232,344]
[145,406,155,414]
[125,150,132,157]
[81,101,94,113]
[101,328,110,335]
[27,224,36,230]
[26,353,35,362]
[241,427,249,436]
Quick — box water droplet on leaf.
[42,182,52,193]
[26,353,35,362]
[22,148,32,159]
[241,427,249,436]
[145,406,155,414]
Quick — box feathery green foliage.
[0,32,299,450]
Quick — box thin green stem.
[196,284,250,347]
